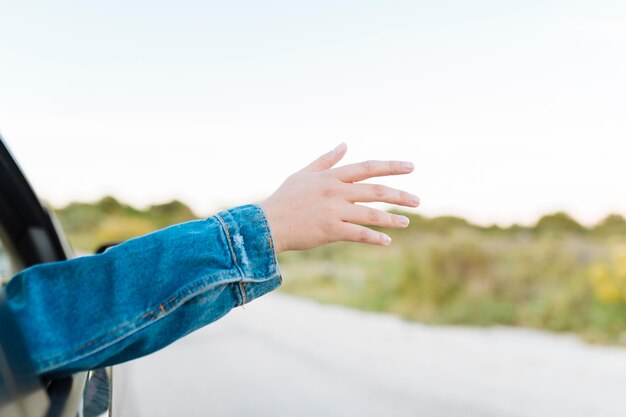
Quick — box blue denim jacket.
[4,204,281,377]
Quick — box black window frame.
[0,135,94,417]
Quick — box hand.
[261,143,419,253]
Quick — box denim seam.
[214,213,245,279]
[214,213,248,305]
[34,270,244,373]
[239,282,247,305]
[36,271,282,374]
[254,203,280,274]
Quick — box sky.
[1,0,625,226]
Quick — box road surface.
[120,293,626,417]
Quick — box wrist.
[257,202,286,254]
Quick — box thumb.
[302,143,347,172]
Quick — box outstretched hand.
[261,143,419,254]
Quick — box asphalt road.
[120,294,626,417]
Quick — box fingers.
[345,183,420,207]
[331,160,414,183]
[335,222,392,246]
[342,205,410,228]
[302,143,348,172]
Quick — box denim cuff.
[215,204,282,303]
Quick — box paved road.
[120,294,626,417]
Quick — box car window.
[0,242,10,284]
[0,225,22,287]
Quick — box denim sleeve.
[4,204,281,377]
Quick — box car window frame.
[0,135,112,417]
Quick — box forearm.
[4,204,281,377]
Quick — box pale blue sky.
[1,1,625,225]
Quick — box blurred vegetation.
[54,196,198,252]
[279,211,626,345]
[55,198,626,343]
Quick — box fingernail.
[409,194,420,206]
[402,162,414,171]
[383,234,392,245]
[400,216,410,226]
[334,142,346,152]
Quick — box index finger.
[331,160,414,183]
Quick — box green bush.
[281,212,626,344]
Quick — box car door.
[0,136,116,417]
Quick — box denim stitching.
[36,274,283,373]
[215,215,237,264]
[215,212,249,305]
[34,270,241,371]
[254,204,278,268]
[140,296,178,321]
[239,281,247,305]
[215,214,245,279]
